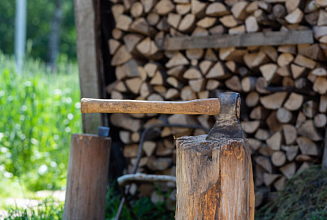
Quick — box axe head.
[206,92,244,141]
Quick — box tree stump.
[63,134,111,220]
[176,135,254,220]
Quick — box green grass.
[3,198,64,220]
[0,52,81,196]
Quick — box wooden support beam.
[74,0,103,134]
[162,30,313,50]
[175,135,254,220]
[63,134,111,220]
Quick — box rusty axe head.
[206,92,244,141]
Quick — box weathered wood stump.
[63,134,111,220]
[176,135,254,220]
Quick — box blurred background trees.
[0,0,76,66]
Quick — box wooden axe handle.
[81,98,220,115]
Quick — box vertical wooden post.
[176,135,255,220]
[63,134,111,220]
[322,128,327,170]
[74,0,104,134]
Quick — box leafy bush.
[0,52,81,192]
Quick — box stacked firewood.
[107,0,327,207]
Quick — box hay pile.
[256,165,327,220]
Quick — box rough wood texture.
[74,0,103,133]
[176,135,254,220]
[63,134,111,220]
[163,30,313,50]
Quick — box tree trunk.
[47,0,63,71]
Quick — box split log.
[245,16,259,33]
[294,54,316,69]
[181,86,197,100]
[116,15,133,31]
[147,13,160,26]
[313,76,327,94]
[111,46,132,66]
[225,75,242,92]
[260,92,288,109]
[256,156,272,173]
[250,106,269,120]
[189,78,206,92]
[191,0,207,17]
[283,124,297,145]
[267,131,282,151]
[175,135,254,220]
[197,17,217,29]
[241,121,260,134]
[206,62,230,80]
[110,113,141,132]
[231,2,249,20]
[277,53,294,67]
[259,63,278,84]
[176,3,191,15]
[285,8,304,24]
[255,129,270,141]
[167,13,181,29]
[206,2,229,16]
[147,157,173,171]
[276,107,293,123]
[281,145,299,161]
[280,162,296,179]
[153,0,175,15]
[166,52,189,68]
[296,136,318,156]
[183,67,202,79]
[219,15,238,28]
[264,173,282,186]
[246,91,260,107]
[178,14,196,32]
[274,176,286,191]
[314,113,327,128]
[283,92,303,111]
[271,151,286,167]
[297,120,322,141]
[131,2,144,17]
[144,141,157,157]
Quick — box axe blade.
[206,92,244,141]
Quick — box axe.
[81,92,244,140]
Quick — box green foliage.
[0,0,76,62]
[105,183,175,220]
[256,165,327,220]
[0,52,81,192]
[4,198,64,220]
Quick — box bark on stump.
[176,135,254,220]
[63,134,111,220]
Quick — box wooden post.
[63,134,111,220]
[322,128,327,170]
[176,135,255,220]
[74,0,104,134]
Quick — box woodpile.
[106,0,327,209]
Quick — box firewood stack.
[107,0,327,208]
